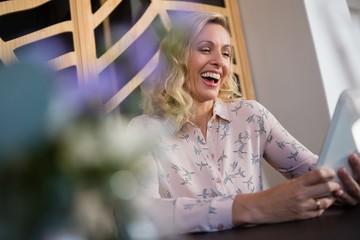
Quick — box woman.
[128,11,360,234]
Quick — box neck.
[191,100,214,138]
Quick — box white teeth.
[201,72,220,80]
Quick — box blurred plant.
[0,62,157,240]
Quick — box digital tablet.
[317,88,360,180]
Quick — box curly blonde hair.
[140,11,242,129]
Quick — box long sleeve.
[138,151,234,235]
[259,104,318,179]
[123,116,235,235]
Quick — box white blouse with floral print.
[127,99,318,234]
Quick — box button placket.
[206,119,227,193]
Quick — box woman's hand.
[232,167,341,226]
[334,153,360,206]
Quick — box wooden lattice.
[0,0,255,114]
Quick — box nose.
[210,50,226,68]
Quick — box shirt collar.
[213,98,231,122]
[177,99,231,134]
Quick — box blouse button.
[217,224,224,230]
[211,153,215,159]
[216,178,221,183]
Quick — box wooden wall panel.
[0,0,255,116]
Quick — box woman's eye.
[223,51,231,58]
[200,47,211,53]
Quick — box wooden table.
[168,205,360,240]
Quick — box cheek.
[221,65,232,86]
[223,64,231,78]
[188,69,197,86]
[225,60,231,73]
[186,71,198,92]
[187,56,201,78]
[220,77,227,88]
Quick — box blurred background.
[1,0,360,239]
[0,61,157,240]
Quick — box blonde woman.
[127,11,360,234]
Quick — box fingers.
[311,197,335,217]
[338,167,357,188]
[349,153,360,183]
[299,197,334,219]
[334,191,359,206]
[297,181,339,204]
[335,153,360,206]
[314,197,335,211]
[338,167,360,203]
[311,181,341,199]
[302,167,337,187]
[298,168,340,199]
[315,199,321,210]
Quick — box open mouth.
[200,72,221,85]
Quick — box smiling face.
[187,23,232,104]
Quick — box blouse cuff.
[209,196,234,231]
[174,196,234,233]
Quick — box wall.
[304,0,360,116]
[237,0,359,188]
[347,0,360,36]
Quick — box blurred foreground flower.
[0,63,158,240]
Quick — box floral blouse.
[127,99,318,234]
